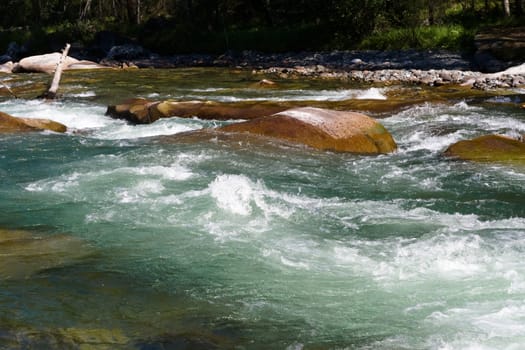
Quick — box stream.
[1,68,525,349]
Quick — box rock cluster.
[106,98,288,124]
[107,99,397,154]
[254,65,525,90]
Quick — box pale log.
[39,43,71,100]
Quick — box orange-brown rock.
[217,107,397,154]
[0,111,67,133]
[443,134,525,165]
[106,98,288,124]
[105,98,156,124]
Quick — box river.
[1,68,525,349]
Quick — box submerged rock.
[136,332,230,350]
[443,134,525,165]
[217,107,397,154]
[106,98,288,124]
[0,325,129,349]
[0,111,66,133]
[0,228,93,280]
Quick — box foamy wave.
[210,174,256,215]
[208,174,295,218]
[185,88,388,103]
[356,87,387,100]
[92,118,201,140]
[25,164,193,195]
[0,100,111,130]
[384,101,525,153]
[67,91,96,98]
[114,179,165,203]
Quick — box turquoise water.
[1,69,525,349]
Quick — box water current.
[1,68,525,349]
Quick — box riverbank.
[2,45,524,91]
[126,49,523,90]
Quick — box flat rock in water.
[443,134,525,165]
[0,111,66,133]
[217,107,397,154]
[67,60,110,70]
[0,228,93,280]
[106,98,288,124]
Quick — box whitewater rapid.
[1,82,525,349]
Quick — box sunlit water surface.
[1,69,525,349]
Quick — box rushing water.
[1,68,525,349]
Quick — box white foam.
[356,87,387,100]
[133,165,193,181]
[210,174,256,215]
[93,119,199,140]
[384,101,525,153]
[25,164,193,196]
[0,100,111,130]
[0,99,207,139]
[114,179,165,203]
[67,91,96,98]
[185,88,387,103]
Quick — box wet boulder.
[443,134,525,165]
[17,52,107,74]
[66,60,109,70]
[105,98,159,124]
[106,98,288,124]
[0,61,13,74]
[0,228,93,280]
[18,52,80,74]
[0,111,67,133]
[217,107,397,154]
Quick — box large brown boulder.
[106,98,288,124]
[443,134,525,165]
[217,107,397,154]
[0,111,66,133]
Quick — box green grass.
[358,25,476,51]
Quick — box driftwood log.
[39,43,71,100]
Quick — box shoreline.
[91,49,525,90]
[2,48,524,91]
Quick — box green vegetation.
[0,0,523,55]
[358,25,475,51]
